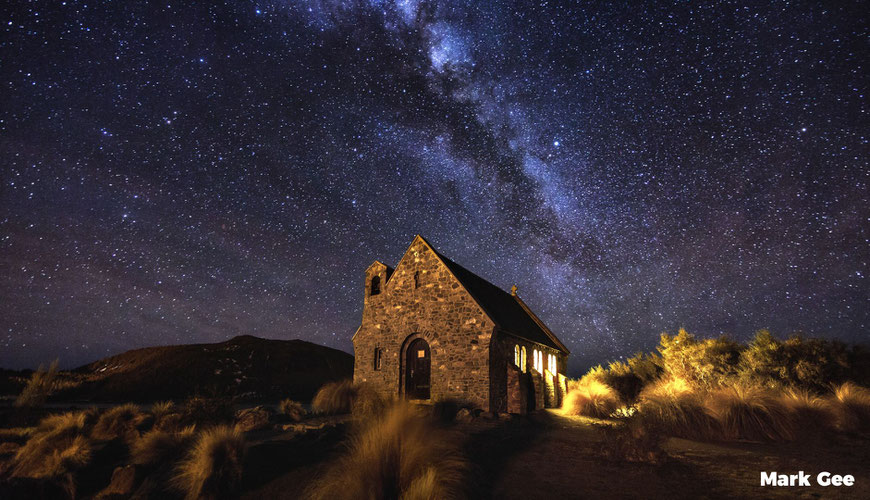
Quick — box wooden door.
[405,338,430,399]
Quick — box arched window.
[514,345,521,367]
[533,349,542,372]
[373,347,382,370]
[548,353,557,374]
[521,347,527,373]
[370,275,381,296]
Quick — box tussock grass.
[704,384,793,441]
[826,382,870,432]
[278,399,307,422]
[180,396,235,427]
[91,403,149,442]
[173,425,246,500]
[311,380,389,417]
[0,427,35,444]
[312,380,356,415]
[635,378,719,440]
[131,426,196,467]
[14,359,59,408]
[778,388,834,435]
[151,400,176,420]
[10,411,95,480]
[562,379,622,418]
[307,402,467,500]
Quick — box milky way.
[1,1,867,373]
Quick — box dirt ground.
[242,410,870,499]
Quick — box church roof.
[431,246,570,354]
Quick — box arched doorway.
[404,338,431,399]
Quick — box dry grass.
[10,411,95,480]
[151,400,176,419]
[635,378,719,440]
[311,380,357,414]
[173,425,246,500]
[307,402,467,500]
[704,385,794,441]
[131,426,196,467]
[278,399,307,421]
[14,360,59,408]
[562,379,622,418]
[0,427,35,444]
[91,403,149,442]
[826,382,870,432]
[778,388,834,435]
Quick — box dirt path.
[487,410,870,499]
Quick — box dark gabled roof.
[434,250,570,354]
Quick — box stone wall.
[353,237,496,410]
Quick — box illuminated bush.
[562,379,622,418]
[635,378,719,440]
[704,384,793,441]
[826,382,870,432]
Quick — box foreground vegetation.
[562,330,870,459]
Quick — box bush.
[14,360,59,408]
[173,425,246,500]
[826,382,870,432]
[562,379,621,418]
[704,384,793,441]
[635,378,719,440]
[658,329,741,389]
[151,401,176,420]
[91,403,149,442]
[778,388,834,435]
[278,399,307,422]
[131,426,196,467]
[597,418,667,463]
[306,402,467,500]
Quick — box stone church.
[353,235,570,413]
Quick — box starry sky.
[1,1,867,374]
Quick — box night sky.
[1,1,867,374]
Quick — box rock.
[479,411,497,420]
[497,412,514,421]
[455,408,473,423]
[235,406,273,432]
[95,465,144,499]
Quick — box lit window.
[533,349,543,372]
[549,354,557,374]
[521,346,527,373]
[514,345,521,367]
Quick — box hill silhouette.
[55,335,353,402]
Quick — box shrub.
[562,379,621,418]
[306,403,467,500]
[14,360,59,408]
[826,382,870,432]
[597,418,667,463]
[173,425,246,500]
[91,403,149,442]
[635,378,719,440]
[132,426,196,467]
[278,399,307,422]
[704,384,793,441]
[658,329,741,389]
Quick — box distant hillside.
[56,335,354,402]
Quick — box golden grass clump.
[14,359,59,408]
[826,382,870,432]
[91,403,149,442]
[312,380,356,415]
[635,378,719,440]
[561,379,622,418]
[151,400,176,419]
[10,411,95,480]
[307,402,467,500]
[278,399,307,421]
[704,384,793,441]
[173,425,246,500]
[778,388,834,434]
[131,426,196,467]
